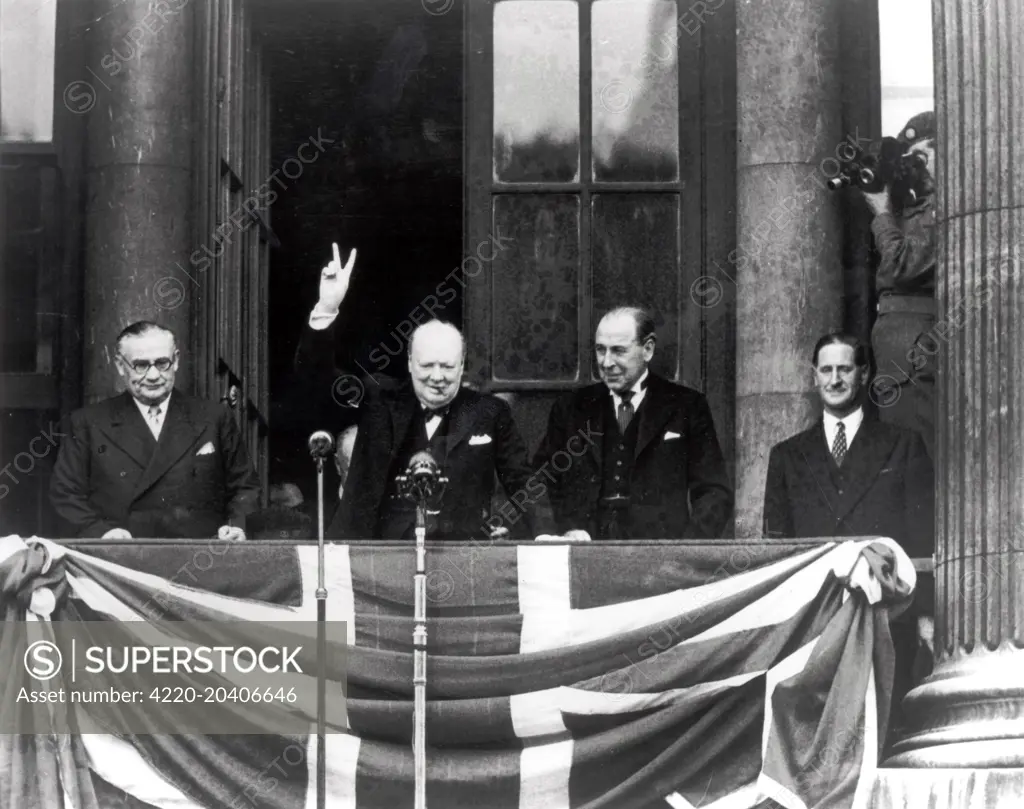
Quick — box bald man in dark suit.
[534,307,732,540]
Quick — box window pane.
[879,0,933,136]
[0,163,57,372]
[592,0,679,182]
[492,194,580,381]
[591,194,679,380]
[494,0,579,183]
[1,0,56,142]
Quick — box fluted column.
[734,0,845,537]
[887,0,1024,768]
[81,0,195,403]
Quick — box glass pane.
[494,1,579,183]
[492,194,580,381]
[1,0,56,142]
[591,194,679,380]
[0,163,56,372]
[879,0,933,136]
[592,0,679,182]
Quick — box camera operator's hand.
[314,242,357,316]
[863,188,892,217]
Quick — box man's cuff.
[309,303,339,331]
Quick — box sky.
[879,0,935,135]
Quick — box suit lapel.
[98,393,156,470]
[132,392,205,501]
[832,417,898,520]
[445,390,476,456]
[793,422,843,515]
[386,385,419,457]
[633,376,674,459]
[578,387,607,470]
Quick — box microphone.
[397,450,446,504]
[407,450,440,484]
[308,430,335,460]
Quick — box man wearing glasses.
[51,321,259,540]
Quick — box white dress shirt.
[424,409,445,441]
[611,369,649,412]
[823,406,864,453]
[135,393,171,440]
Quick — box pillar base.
[872,768,1024,808]
[886,649,1024,767]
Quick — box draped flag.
[0,535,915,809]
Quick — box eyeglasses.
[119,354,174,374]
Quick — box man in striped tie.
[762,331,933,554]
[534,306,732,540]
[761,331,934,754]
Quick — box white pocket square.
[469,434,492,446]
[195,442,216,456]
[663,431,681,441]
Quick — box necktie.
[147,405,161,438]
[617,390,635,434]
[832,421,847,466]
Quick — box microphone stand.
[413,497,428,809]
[308,438,331,809]
[396,459,445,809]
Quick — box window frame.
[192,0,272,498]
[464,0,706,392]
[0,143,61,409]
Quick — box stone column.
[884,0,1024,770]
[839,0,881,345]
[82,0,194,403]
[734,0,846,538]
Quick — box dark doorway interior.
[254,0,464,503]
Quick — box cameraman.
[862,112,937,755]
[862,111,937,460]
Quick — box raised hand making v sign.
[312,242,357,318]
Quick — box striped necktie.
[831,422,847,466]
[617,391,635,434]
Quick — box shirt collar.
[134,391,171,416]
[612,369,649,400]
[823,406,863,435]
[421,400,452,419]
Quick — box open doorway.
[252,0,464,502]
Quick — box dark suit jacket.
[762,414,934,559]
[50,391,260,538]
[331,378,549,539]
[533,374,733,539]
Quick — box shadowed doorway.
[252,0,464,505]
